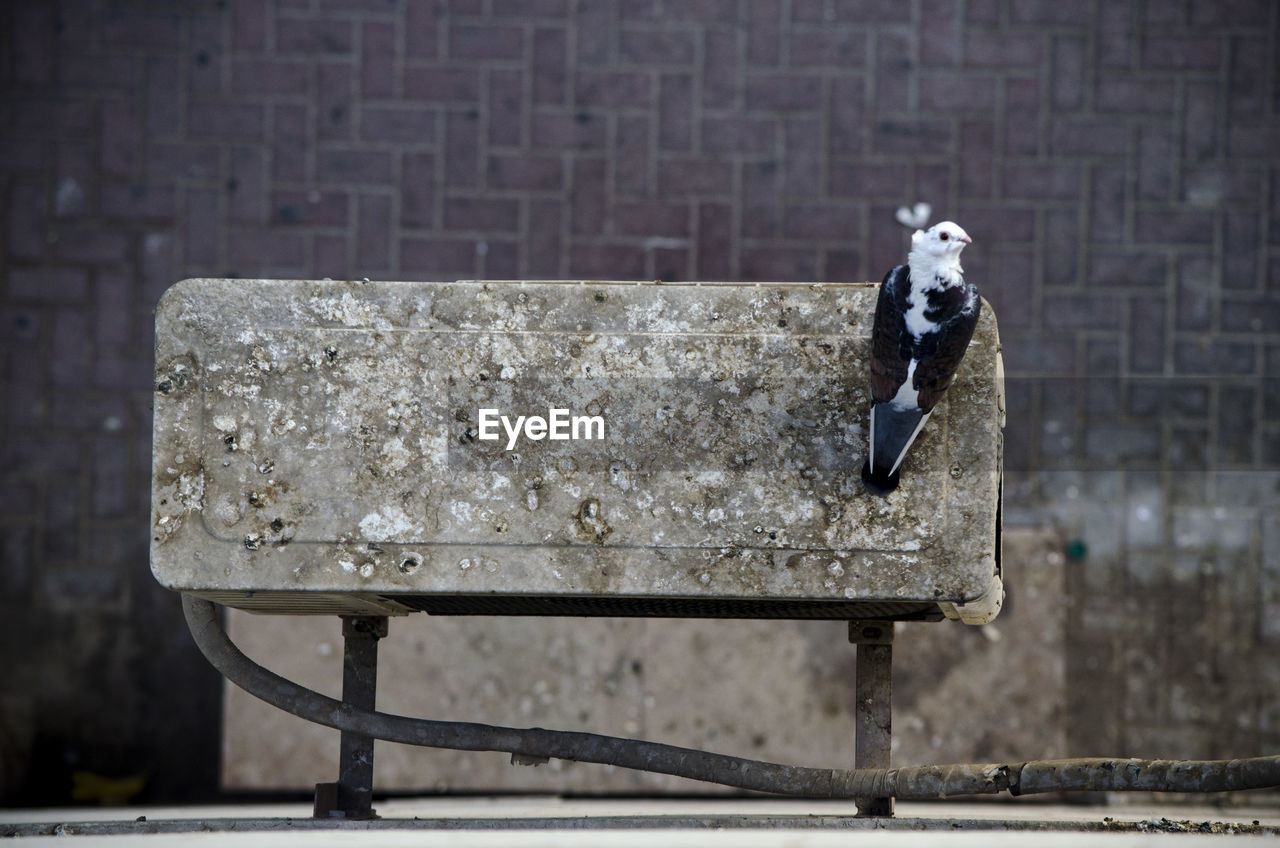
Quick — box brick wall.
[1,0,1277,803]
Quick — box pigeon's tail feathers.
[864,403,929,496]
[861,458,900,496]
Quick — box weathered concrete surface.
[221,528,1058,795]
[152,279,1003,620]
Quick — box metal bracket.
[314,615,389,820]
[849,620,894,817]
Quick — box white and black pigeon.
[862,221,980,496]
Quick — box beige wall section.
[222,528,1063,793]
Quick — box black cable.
[184,595,1280,799]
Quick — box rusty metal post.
[314,616,388,819]
[849,620,894,816]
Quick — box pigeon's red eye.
[939,232,950,241]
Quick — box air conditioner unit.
[152,279,1003,625]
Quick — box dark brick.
[1141,36,1222,71]
[1097,77,1176,114]
[784,116,822,197]
[1183,82,1218,162]
[984,248,1033,328]
[489,70,525,147]
[1189,0,1269,27]
[527,199,562,276]
[188,102,265,141]
[314,234,349,278]
[101,183,176,220]
[493,0,570,16]
[739,247,818,282]
[532,112,606,151]
[227,146,267,225]
[701,202,732,279]
[790,28,868,67]
[919,73,998,114]
[661,0,739,23]
[50,226,128,263]
[1217,384,1257,466]
[362,22,397,98]
[702,28,741,108]
[963,29,1043,69]
[532,28,568,104]
[1044,293,1124,330]
[570,157,606,235]
[1221,297,1279,334]
[1002,77,1041,157]
[575,70,651,109]
[574,2,614,65]
[783,204,861,241]
[1097,2,1135,67]
[229,59,310,97]
[919,0,960,67]
[400,238,478,279]
[702,116,777,156]
[619,29,695,66]
[613,201,689,238]
[833,0,910,22]
[1129,297,1166,373]
[1134,209,1215,245]
[616,115,650,196]
[442,111,478,188]
[445,197,520,232]
[232,0,267,50]
[360,105,437,145]
[1175,254,1214,331]
[656,157,733,197]
[747,73,823,112]
[316,149,393,186]
[449,24,525,61]
[568,243,646,279]
[1001,331,1076,375]
[957,120,994,198]
[871,118,953,156]
[1005,162,1084,201]
[227,228,307,274]
[874,31,913,112]
[276,17,354,53]
[102,10,181,48]
[1223,211,1259,289]
[829,76,866,155]
[742,161,780,238]
[829,161,908,199]
[1089,251,1167,289]
[272,190,350,227]
[401,152,436,228]
[659,74,694,151]
[184,189,221,267]
[487,153,562,191]
[1050,119,1130,158]
[356,193,392,271]
[1174,340,1255,375]
[406,67,482,103]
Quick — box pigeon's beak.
[959,234,973,245]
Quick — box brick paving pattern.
[1,0,1277,803]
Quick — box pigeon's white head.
[908,221,972,285]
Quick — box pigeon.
[862,221,980,496]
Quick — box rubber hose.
[183,595,1280,799]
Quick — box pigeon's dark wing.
[913,289,981,412]
[868,265,910,404]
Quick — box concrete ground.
[3,797,1278,845]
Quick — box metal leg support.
[849,620,894,817]
[314,615,389,819]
